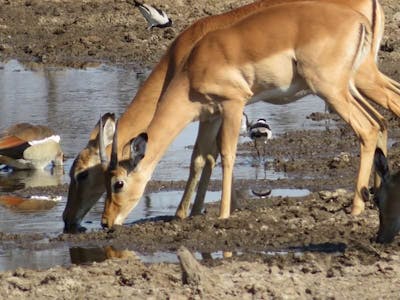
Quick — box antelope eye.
[114,180,124,191]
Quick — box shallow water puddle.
[0,189,310,235]
[0,187,311,271]
[0,60,330,230]
[269,188,310,197]
[0,187,310,271]
[0,242,346,272]
[0,60,331,270]
[0,168,65,193]
[0,246,71,272]
[0,60,335,185]
[0,246,195,271]
[0,190,222,234]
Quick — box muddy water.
[0,240,346,272]
[0,60,332,270]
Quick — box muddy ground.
[1,0,400,299]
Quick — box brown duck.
[0,123,63,170]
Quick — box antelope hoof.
[63,223,87,234]
[218,212,230,219]
[351,203,365,216]
[175,210,187,220]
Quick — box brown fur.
[65,0,396,230]
[100,2,398,227]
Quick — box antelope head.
[63,113,116,233]
[99,118,149,228]
[374,148,400,243]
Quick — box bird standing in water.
[0,123,63,171]
[242,112,272,160]
[133,0,172,30]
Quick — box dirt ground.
[1,0,400,299]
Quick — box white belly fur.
[242,52,311,105]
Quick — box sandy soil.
[1,0,400,299]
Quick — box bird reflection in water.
[0,194,61,211]
[0,167,64,193]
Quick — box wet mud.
[1,0,400,298]
[2,119,400,298]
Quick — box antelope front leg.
[175,119,221,219]
[219,100,245,219]
[191,124,238,217]
[190,122,238,216]
[190,143,219,216]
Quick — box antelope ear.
[129,133,148,171]
[374,148,390,183]
[102,116,116,147]
[89,112,115,142]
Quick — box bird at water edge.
[0,123,63,171]
[242,112,272,160]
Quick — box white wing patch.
[29,135,60,146]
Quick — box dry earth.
[1,0,400,299]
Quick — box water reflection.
[0,241,347,272]
[0,60,334,185]
[69,246,137,265]
[0,241,347,271]
[0,60,348,272]
[0,60,330,234]
[0,195,60,211]
[0,168,64,192]
[139,190,221,218]
[0,60,138,156]
[0,247,71,271]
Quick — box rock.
[328,152,351,169]
[177,246,220,289]
[318,189,350,200]
[124,33,135,43]
[393,12,400,22]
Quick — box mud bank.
[1,0,400,299]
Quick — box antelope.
[99,1,399,228]
[63,0,398,232]
[373,148,400,243]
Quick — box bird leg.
[254,139,261,162]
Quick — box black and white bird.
[133,0,172,30]
[242,112,272,159]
